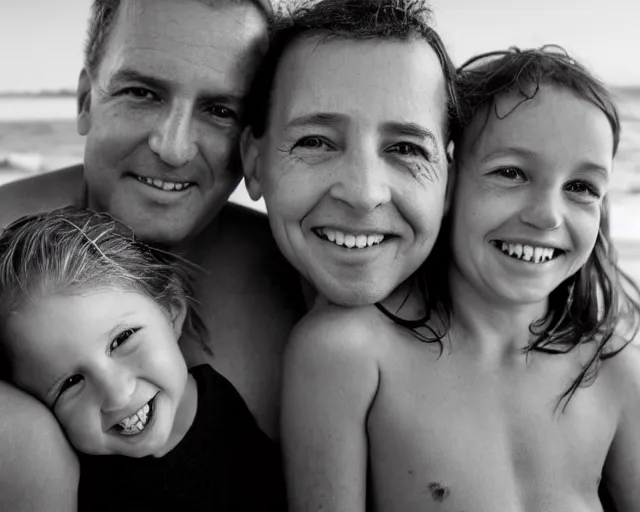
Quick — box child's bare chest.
[366,345,616,512]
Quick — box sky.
[0,0,638,92]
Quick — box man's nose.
[329,149,391,212]
[520,187,563,231]
[148,102,198,168]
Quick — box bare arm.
[0,382,79,512]
[602,344,640,511]
[281,308,380,512]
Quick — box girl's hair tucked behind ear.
[449,46,639,408]
[0,207,207,376]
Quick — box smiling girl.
[0,207,284,511]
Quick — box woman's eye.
[119,87,158,101]
[387,142,426,159]
[109,328,137,353]
[292,136,333,151]
[565,180,601,198]
[208,105,236,120]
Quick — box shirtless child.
[245,10,640,509]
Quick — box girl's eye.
[119,87,158,101]
[109,328,138,353]
[292,136,333,151]
[495,167,526,181]
[55,374,84,403]
[386,142,426,159]
[564,180,601,198]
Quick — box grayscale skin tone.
[0,0,302,509]
[279,81,640,511]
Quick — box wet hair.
[0,206,207,378]
[245,0,460,139]
[84,0,272,77]
[386,46,640,409]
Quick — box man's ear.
[240,127,263,201]
[77,68,92,136]
[166,298,188,340]
[444,141,456,215]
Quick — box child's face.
[451,85,613,305]
[244,38,449,306]
[6,288,195,458]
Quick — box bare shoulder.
[0,382,79,511]
[0,165,85,228]
[287,305,387,370]
[600,341,640,400]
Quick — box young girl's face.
[6,288,197,458]
[450,85,614,306]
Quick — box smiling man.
[0,0,302,509]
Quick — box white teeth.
[317,228,385,249]
[533,247,543,263]
[137,176,191,192]
[116,401,152,436]
[496,242,560,264]
[344,234,356,248]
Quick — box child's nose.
[520,189,563,231]
[98,369,136,413]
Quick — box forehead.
[98,0,266,93]
[463,85,614,164]
[270,36,448,136]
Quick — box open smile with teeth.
[136,175,193,192]
[493,241,563,264]
[315,227,386,249]
[113,398,154,436]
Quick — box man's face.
[78,0,266,248]
[244,38,449,306]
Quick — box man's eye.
[386,142,426,159]
[208,105,236,120]
[109,328,138,353]
[119,87,158,101]
[292,136,333,151]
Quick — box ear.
[444,141,456,215]
[77,68,92,136]
[166,298,188,340]
[240,126,263,201]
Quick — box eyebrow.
[381,121,439,146]
[284,112,348,130]
[107,69,243,104]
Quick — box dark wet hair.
[244,0,460,139]
[84,0,272,77]
[0,207,208,378]
[381,46,640,409]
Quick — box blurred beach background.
[0,0,638,339]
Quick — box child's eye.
[564,180,601,198]
[386,142,428,159]
[494,167,526,181]
[109,328,139,353]
[292,136,334,152]
[52,374,84,407]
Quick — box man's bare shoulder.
[0,165,85,228]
